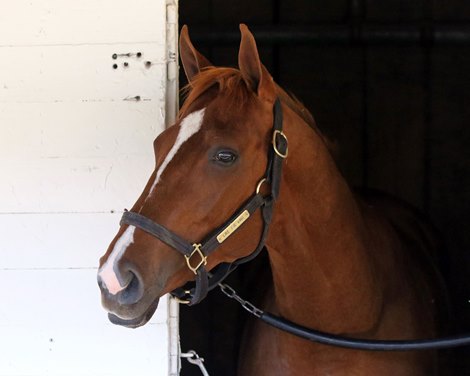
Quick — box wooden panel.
[0,269,169,376]
[0,102,162,159]
[279,45,364,185]
[366,47,426,207]
[0,102,160,213]
[0,156,154,213]
[0,45,165,103]
[1,1,175,375]
[0,0,166,46]
[1,213,122,268]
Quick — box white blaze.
[98,109,206,295]
[149,108,206,195]
[98,225,136,295]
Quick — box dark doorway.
[179,1,470,374]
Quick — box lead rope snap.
[181,350,210,376]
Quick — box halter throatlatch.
[120,98,287,305]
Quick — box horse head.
[97,25,281,327]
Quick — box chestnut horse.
[98,25,445,375]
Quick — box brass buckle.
[184,243,207,275]
[272,130,288,158]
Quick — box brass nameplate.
[216,210,250,244]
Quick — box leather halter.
[120,98,287,305]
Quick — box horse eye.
[212,150,238,165]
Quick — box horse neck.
[266,107,382,334]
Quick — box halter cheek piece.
[120,99,287,305]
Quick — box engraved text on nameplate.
[216,210,250,243]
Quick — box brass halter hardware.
[272,130,288,158]
[256,178,267,194]
[185,243,207,275]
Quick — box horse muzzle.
[97,267,161,327]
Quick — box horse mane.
[179,67,336,154]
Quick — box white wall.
[0,1,179,375]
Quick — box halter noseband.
[120,98,287,305]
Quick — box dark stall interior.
[178,1,470,374]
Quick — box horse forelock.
[179,67,337,157]
[179,67,252,118]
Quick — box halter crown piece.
[120,99,287,305]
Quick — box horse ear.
[238,24,276,102]
[179,25,212,82]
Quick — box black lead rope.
[219,282,470,351]
[261,313,470,351]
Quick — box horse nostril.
[118,271,144,305]
[97,274,105,291]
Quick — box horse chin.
[107,297,160,329]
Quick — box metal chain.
[181,350,210,376]
[218,283,264,318]
[178,285,261,376]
